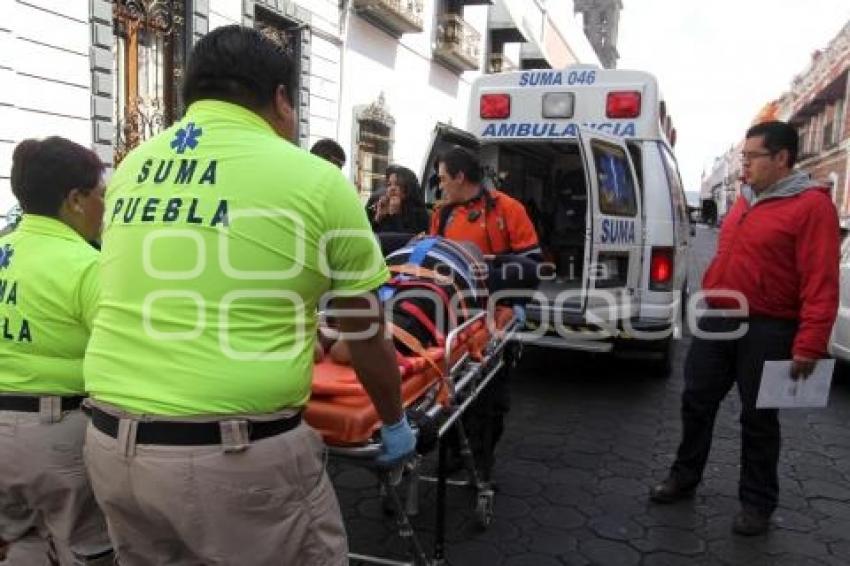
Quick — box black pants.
[448,346,516,480]
[671,316,797,516]
[463,363,511,479]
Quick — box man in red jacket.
[649,121,840,535]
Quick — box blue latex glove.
[512,304,526,325]
[376,414,416,467]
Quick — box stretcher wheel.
[474,489,495,528]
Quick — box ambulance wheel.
[474,489,495,529]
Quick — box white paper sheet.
[756,359,835,409]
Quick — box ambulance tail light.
[480,94,511,119]
[606,91,641,118]
[650,247,674,291]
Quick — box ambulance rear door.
[421,123,480,205]
[578,128,644,326]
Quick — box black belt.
[0,395,85,413]
[87,406,302,446]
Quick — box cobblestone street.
[333,225,850,565]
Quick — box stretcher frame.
[326,310,521,566]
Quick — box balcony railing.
[434,13,481,72]
[353,0,423,38]
[488,52,517,74]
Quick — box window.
[255,7,304,141]
[810,114,820,153]
[798,128,807,156]
[828,172,840,199]
[823,118,835,149]
[356,121,391,198]
[355,94,394,199]
[626,142,643,189]
[660,144,688,228]
[113,0,187,165]
[591,141,637,217]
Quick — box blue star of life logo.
[170,122,203,154]
[0,244,13,271]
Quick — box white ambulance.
[421,65,690,374]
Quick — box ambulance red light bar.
[480,94,511,119]
[649,247,674,291]
[606,91,641,118]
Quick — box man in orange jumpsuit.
[429,146,541,479]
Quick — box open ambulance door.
[578,128,644,329]
[420,123,480,205]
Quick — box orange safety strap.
[399,300,445,346]
[388,323,453,402]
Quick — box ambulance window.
[660,145,688,226]
[591,141,638,217]
[627,142,643,192]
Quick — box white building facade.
[0,0,600,214]
[699,139,744,226]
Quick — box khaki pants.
[83,404,348,566]
[2,531,52,565]
[0,408,112,566]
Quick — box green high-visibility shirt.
[84,100,388,416]
[0,215,100,395]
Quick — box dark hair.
[386,165,424,207]
[380,165,428,232]
[11,137,103,216]
[745,121,799,168]
[311,138,346,167]
[437,146,482,183]
[183,25,297,111]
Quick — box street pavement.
[332,224,850,565]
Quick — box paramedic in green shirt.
[83,25,414,565]
[0,137,112,565]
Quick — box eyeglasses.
[740,151,773,162]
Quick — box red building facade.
[780,22,850,218]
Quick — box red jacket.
[702,184,839,358]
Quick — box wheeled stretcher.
[306,306,521,566]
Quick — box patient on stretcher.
[316,235,488,365]
[307,235,531,447]
[306,236,488,445]
[315,233,540,365]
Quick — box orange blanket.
[306,307,513,446]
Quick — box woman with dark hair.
[0,137,112,564]
[368,165,429,234]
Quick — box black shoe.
[732,508,770,536]
[649,476,696,504]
